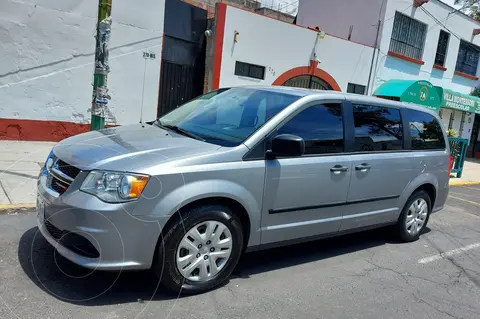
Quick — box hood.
[52,124,222,171]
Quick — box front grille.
[44,219,64,240]
[50,177,70,194]
[57,159,80,179]
[42,154,80,195]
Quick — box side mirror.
[268,134,305,158]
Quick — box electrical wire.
[278,0,299,12]
[372,4,480,91]
[420,5,480,55]
[420,6,462,40]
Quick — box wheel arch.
[159,196,252,251]
[400,173,439,213]
[414,183,437,208]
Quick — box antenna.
[348,25,353,40]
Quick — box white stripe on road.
[418,242,480,264]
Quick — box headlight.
[80,171,149,203]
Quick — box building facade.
[208,3,374,96]
[297,0,480,157]
[0,0,165,141]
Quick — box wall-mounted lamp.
[205,29,213,37]
[234,31,239,43]
[413,0,429,8]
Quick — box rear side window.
[353,104,403,152]
[276,103,344,154]
[406,109,446,150]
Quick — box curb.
[449,180,480,186]
[0,203,36,214]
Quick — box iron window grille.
[434,30,450,66]
[455,40,480,76]
[235,61,265,80]
[389,11,427,61]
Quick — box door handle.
[355,163,371,171]
[330,165,348,173]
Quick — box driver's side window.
[275,103,345,155]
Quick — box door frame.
[255,99,353,246]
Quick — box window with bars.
[234,61,265,80]
[434,30,450,66]
[455,41,480,76]
[389,12,427,61]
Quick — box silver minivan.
[37,87,451,294]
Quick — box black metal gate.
[282,75,332,90]
[157,0,207,117]
[158,61,203,116]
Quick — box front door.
[341,103,414,231]
[261,102,351,244]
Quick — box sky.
[442,0,462,8]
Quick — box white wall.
[0,0,164,125]
[373,0,480,95]
[297,0,386,48]
[462,111,475,139]
[218,5,374,91]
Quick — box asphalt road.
[1,186,480,319]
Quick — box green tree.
[471,86,480,97]
[454,0,480,20]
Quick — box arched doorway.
[282,75,332,90]
[272,62,341,91]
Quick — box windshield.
[156,88,301,146]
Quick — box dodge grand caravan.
[37,87,451,294]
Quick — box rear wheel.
[395,190,431,242]
[154,204,244,294]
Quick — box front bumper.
[37,175,168,271]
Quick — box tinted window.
[435,30,450,67]
[456,40,480,76]
[157,88,300,147]
[406,109,446,150]
[353,104,403,152]
[347,83,366,95]
[276,104,344,154]
[235,61,265,80]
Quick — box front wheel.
[395,190,431,242]
[154,204,244,294]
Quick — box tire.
[154,204,244,294]
[395,190,431,242]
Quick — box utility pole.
[90,0,112,130]
[366,20,381,96]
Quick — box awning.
[441,89,480,114]
[373,80,441,112]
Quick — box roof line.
[433,0,480,26]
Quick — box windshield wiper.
[160,123,206,142]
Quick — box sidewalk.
[0,140,479,210]
[450,159,480,186]
[0,141,55,209]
